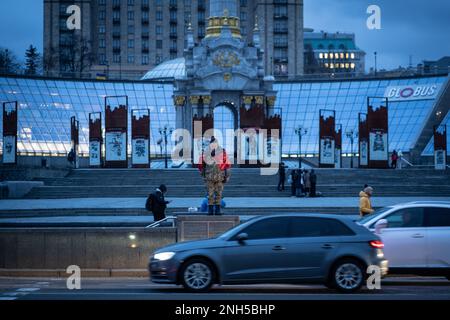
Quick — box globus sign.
[384,84,441,101]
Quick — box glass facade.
[275,75,449,155]
[0,73,448,157]
[0,77,175,156]
[422,110,450,156]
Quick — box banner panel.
[434,150,446,170]
[369,130,388,161]
[105,131,127,162]
[2,135,16,164]
[360,141,369,166]
[89,141,101,167]
[132,138,149,165]
[320,138,335,165]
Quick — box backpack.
[145,193,154,211]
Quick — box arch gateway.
[172,0,281,168]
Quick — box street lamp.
[295,126,308,168]
[346,129,357,168]
[159,125,173,169]
[374,51,378,76]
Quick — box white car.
[359,201,450,280]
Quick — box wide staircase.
[24,168,450,199]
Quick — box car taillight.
[369,240,384,249]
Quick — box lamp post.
[374,51,378,76]
[295,126,308,168]
[346,129,357,168]
[159,125,173,169]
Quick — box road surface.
[0,277,449,300]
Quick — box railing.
[145,216,177,228]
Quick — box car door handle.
[272,245,286,251]
[322,244,334,249]
[412,233,425,238]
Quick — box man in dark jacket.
[149,184,170,222]
[277,162,286,191]
[309,169,317,197]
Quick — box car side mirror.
[375,219,388,234]
[236,233,248,244]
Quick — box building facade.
[44,0,304,80]
[304,29,366,77]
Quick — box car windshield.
[358,207,392,225]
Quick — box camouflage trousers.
[206,180,224,205]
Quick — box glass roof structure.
[0,73,448,157]
[141,58,186,81]
[275,75,449,155]
[422,110,450,156]
[0,77,175,156]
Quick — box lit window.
[340,63,344,68]
[345,63,349,69]
[330,63,334,68]
[350,63,355,69]
[340,53,344,59]
[324,63,329,68]
[351,53,355,59]
[319,53,324,59]
[346,53,349,59]
[324,53,328,59]
[329,53,333,59]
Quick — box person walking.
[304,170,311,196]
[309,169,317,197]
[359,186,375,217]
[277,162,286,191]
[391,150,398,169]
[198,136,231,215]
[67,148,75,168]
[145,184,170,222]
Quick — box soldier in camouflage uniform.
[198,136,231,215]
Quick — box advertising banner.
[105,131,127,161]
[335,124,342,169]
[2,135,16,164]
[319,110,336,168]
[89,112,102,167]
[131,109,150,168]
[320,138,335,165]
[367,98,389,168]
[434,125,447,170]
[132,138,149,165]
[335,148,341,168]
[105,96,128,168]
[2,101,18,164]
[360,140,369,166]
[89,141,101,167]
[369,130,388,161]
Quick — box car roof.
[253,213,353,220]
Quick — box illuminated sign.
[384,84,441,101]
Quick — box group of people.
[277,163,317,197]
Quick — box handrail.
[145,216,177,228]
[400,157,414,167]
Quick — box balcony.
[142,18,149,25]
[273,28,288,34]
[170,32,178,39]
[113,18,121,25]
[274,42,288,48]
[112,32,121,38]
[141,32,149,39]
[142,47,149,53]
[112,47,121,53]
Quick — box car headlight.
[153,252,176,261]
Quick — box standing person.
[304,170,311,196]
[309,169,317,197]
[359,186,375,216]
[296,169,305,197]
[391,150,398,169]
[146,184,170,222]
[67,148,75,168]
[277,162,286,191]
[290,169,297,197]
[198,136,231,215]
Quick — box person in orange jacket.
[359,186,374,216]
[198,136,231,215]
